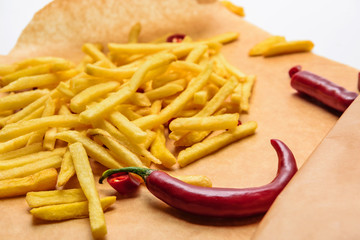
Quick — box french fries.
[0,26,259,238]
[69,142,107,238]
[0,168,57,198]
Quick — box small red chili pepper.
[106,172,141,195]
[166,34,186,43]
[357,72,360,92]
[100,139,297,218]
[289,65,358,112]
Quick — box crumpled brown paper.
[0,0,358,239]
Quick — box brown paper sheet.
[252,91,360,240]
[0,0,358,239]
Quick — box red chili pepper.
[166,34,186,43]
[100,139,297,218]
[106,172,141,195]
[289,66,358,112]
[357,72,360,92]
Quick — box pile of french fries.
[0,23,257,238]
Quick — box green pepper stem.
[99,167,155,184]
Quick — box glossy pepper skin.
[107,172,141,194]
[100,139,297,218]
[289,66,358,113]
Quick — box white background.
[0,0,359,70]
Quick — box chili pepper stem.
[99,167,154,184]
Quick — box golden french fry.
[0,115,84,141]
[0,142,43,161]
[85,64,136,81]
[249,36,286,56]
[79,85,133,123]
[57,150,76,187]
[88,129,145,168]
[56,130,122,169]
[0,73,58,92]
[169,113,239,132]
[70,81,120,113]
[128,92,151,107]
[193,90,208,105]
[117,104,142,120]
[0,133,33,154]
[55,81,75,98]
[150,126,176,168]
[240,75,256,113]
[133,63,212,130]
[82,43,116,68]
[145,83,184,101]
[215,53,246,81]
[128,22,141,43]
[5,94,49,125]
[199,32,239,44]
[29,196,116,221]
[263,40,314,57]
[174,130,212,147]
[43,127,58,151]
[150,100,162,115]
[0,155,62,180]
[26,188,86,208]
[0,148,65,170]
[173,175,212,187]
[221,1,245,17]
[177,121,257,167]
[69,142,107,238]
[70,76,105,93]
[109,111,148,144]
[0,168,57,198]
[0,89,49,112]
[185,44,208,63]
[21,105,45,122]
[1,64,52,85]
[0,64,16,76]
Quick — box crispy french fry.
[216,53,246,81]
[79,85,133,123]
[5,94,49,125]
[0,115,84,141]
[169,113,239,131]
[128,92,151,107]
[150,126,176,168]
[108,111,148,144]
[240,75,256,113]
[1,64,52,86]
[56,81,75,98]
[0,148,65,170]
[220,1,245,17]
[85,64,136,80]
[199,32,239,44]
[82,43,116,68]
[174,129,212,147]
[145,82,184,101]
[0,133,33,154]
[0,64,16,76]
[0,89,48,112]
[173,175,212,187]
[21,105,45,122]
[70,81,120,113]
[117,104,142,120]
[43,128,58,151]
[70,76,104,93]
[185,44,208,63]
[69,142,107,238]
[177,121,257,167]
[0,73,58,92]
[0,168,57,198]
[26,188,86,208]
[88,129,145,167]
[57,150,76,187]
[55,130,122,169]
[193,90,208,105]
[263,40,314,57]
[0,142,43,161]
[29,196,116,221]
[128,22,141,43]
[0,155,62,180]
[249,36,286,56]
[150,100,162,115]
[133,63,212,130]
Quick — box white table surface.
[1,0,359,70]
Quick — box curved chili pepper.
[100,139,297,218]
[289,65,358,112]
[166,34,186,43]
[106,172,141,195]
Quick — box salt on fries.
[0,22,257,238]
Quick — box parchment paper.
[0,0,358,239]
